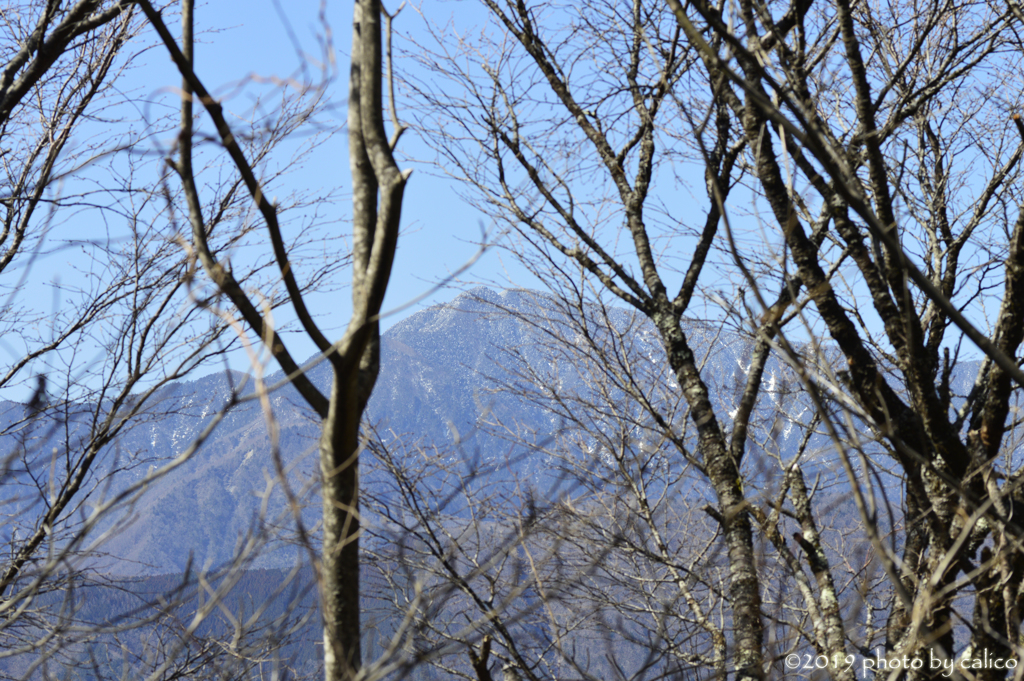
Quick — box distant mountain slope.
[0,288,985,575]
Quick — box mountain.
[0,287,985,576]
[0,287,998,681]
[0,289,553,575]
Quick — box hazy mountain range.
[0,287,983,576]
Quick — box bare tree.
[0,0,433,678]
[408,0,1024,678]
[137,0,412,679]
[26,0,1024,680]
[0,1,347,677]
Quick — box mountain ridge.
[0,287,984,575]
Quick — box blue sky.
[6,0,998,404]
[1,0,546,401]
[175,0,535,326]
